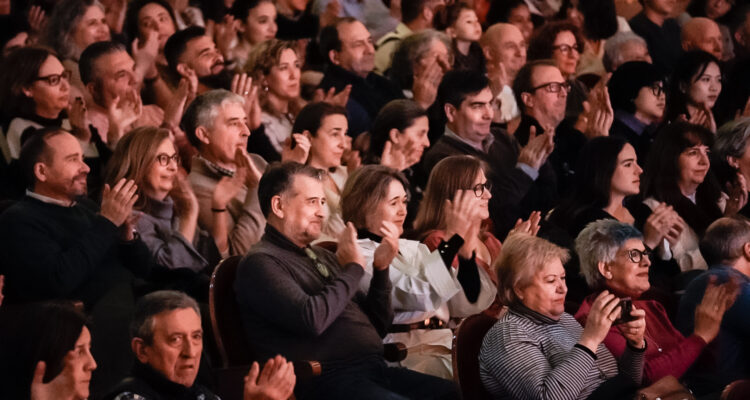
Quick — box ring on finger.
[243,91,249,95]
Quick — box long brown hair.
[413,155,484,239]
[104,126,172,210]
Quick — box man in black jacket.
[0,129,152,396]
[235,162,458,399]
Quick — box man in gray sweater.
[235,162,459,399]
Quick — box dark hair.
[641,121,722,235]
[0,47,54,118]
[402,0,433,23]
[432,2,473,31]
[512,59,559,113]
[341,165,410,228]
[0,15,31,54]
[527,21,584,61]
[230,0,272,21]
[555,0,617,40]
[549,136,628,232]
[164,26,205,77]
[388,29,452,91]
[18,128,67,190]
[687,0,734,24]
[366,99,428,163]
[664,50,722,123]
[608,61,664,114]
[292,102,347,138]
[485,0,528,26]
[319,17,359,64]
[258,162,324,217]
[79,41,127,85]
[124,0,177,45]
[437,69,490,110]
[0,302,89,399]
[130,290,200,344]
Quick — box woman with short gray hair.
[714,117,750,218]
[574,218,736,386]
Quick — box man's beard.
[198,68,235,91]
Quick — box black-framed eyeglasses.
[34,70,72,86]
[649,83,665,97]
[471,182,492,197]
[625,248,651,263]
[155,153,180,166]
[552,44,580,55]
[531,81,571,94]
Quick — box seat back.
[452,311,504,400]
[209,255,251,368]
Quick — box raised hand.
[380,140,408,171]
[100,178,139,227]
[341,135,361,173]
[231,73,262,130]
[106,89,142,146]
[313,85,352,108]
[320,0,341,27]
[724,172,748,216]
[235,148,263,189]
[281,133,311,164]
[517,125,554,170]
[444,190,482,243]
[171,170,199,216]
[31,361,66,400]
[693,276,740,343]
[509,211,542,237]
[337,222,365,268]
[132,30,160,82]
[215,15,239,58]
[28,6,47,36]
[579,290,620,352]
[163,77,194,129]
[616,305,646,349]
[212,172,245,211]
[68,97,92,142]
[243,356,296,400]
[412,59,442,109]
[372,221,400,270]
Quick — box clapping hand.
[100,179,139,228]
[281,133,311,164]
[313,85,352,108]
[243,355,296,400]
[337,222,365,268]
[372,221,400,270]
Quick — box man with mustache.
[0,128,152,395]
[106,290,296,400]
[318,18,404,137]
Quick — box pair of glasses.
[471,182,492,197]
[625,248,651,263]
[155,153,180,166]
[34,70,72,86]
[649,83,665,97]
[531,81,571,94]
[552,44,580,55]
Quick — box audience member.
[479,233,646,399]
[105,290,296,400]
[678,216,750,394]
[181,89,267,258]
[433,2,485,73]
[375,0,444,74]
[318,18,404,137]
[0,129,152,394]
[484,0,535,40]
[229,0,278,70]
[575,219,736,386]
[235,162,460,399]
[164,26,232,93]
[602,31,652,72]
[0,302,96,400]
[342,164,495,378]
[714,118,750,219]
[555,0,622,77]
[664,51,722,132]
[682,17,724,61]
[607,61,665,163]
[629,0,683,75]
[480,23,526,125]
[684,0,735,61]
[312,0,399,41]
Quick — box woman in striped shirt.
[479,233,647,400]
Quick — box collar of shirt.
[26,189,76,207]
[198,155,235,177]
[357,228,382,243]
[444,126,494,153]
[264,224,310,256]
[509,301,559,325]
[615,110,648,136]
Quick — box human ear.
[131,338,149,364]
[270,195,284,219]
[195,126,211,146]
[33,162,47,183]
[444,103,457,123]
[597,261,613,280]
[727,156,740,170]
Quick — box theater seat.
[452,309,506,400]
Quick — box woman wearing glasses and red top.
[105,127,209,278]
[574,219,737,386]
[0,47,90,161]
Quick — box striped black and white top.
[479,306,644,400]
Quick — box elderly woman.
[42,0,111,94]
[602,31,652,73]
[663,51,723,133]
[388,29,453,110]
[0,302,97,400]
[640,121,745,272]
[715,118,750,219]
[342,165,496,379]
[104,126,208,274]
[607,61,665,163]
[574,219,736,384]
[479,233,646,400]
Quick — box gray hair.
[130,290,201,344]
[181,89,245,149]
[42,0,106,61]
[701,216,750,265]
[603,31,648,72]
[714,117,750,163]
[389,29,453,90]
[575,219,643,290]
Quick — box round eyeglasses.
[625,248,651,263]
[471,182,492,197]
[155,153,181,166]
[552,44,580,55]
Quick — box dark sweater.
[629,12,683,76]
[104,361,219,400]
[235,225,393,364]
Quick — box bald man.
[682,17,723,60]
[480,23,527,123]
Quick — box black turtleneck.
[103,361,219,400]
